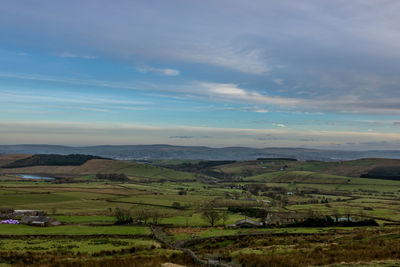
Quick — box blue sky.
[1,0,400,149]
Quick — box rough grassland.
[1,159,198,181]
[0,238,157,253]
[0,225,150,235]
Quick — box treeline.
[361,166,400,180]
[228,207,268,218]
[114,208,164,225]
[96,173,129,181]
[288,216,378,227]
[257,157,297,161]
[3,154,107,168]
[163,160,236,179]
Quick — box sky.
[1,0,400,149]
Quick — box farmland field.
[2,155,400,266]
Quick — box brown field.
[0,154,32,167]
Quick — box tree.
[332,209,340,222]
[114,207,132,224]
[172,202,182,209]
[150,210,163,225]
[345,209,352,222]
[221,211,230,227]
[133,209,152,224]
[201,209,222,227]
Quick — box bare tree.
[345,209,352,222]
[114,207,132,224]
[201,209,222,227]
[150,210,163,225]
[332,209,340,222]
[221,211,230,227]
[133,209,152,224]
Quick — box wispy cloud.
[172,44,269,74]
[79,107,109,113]
[195,82,299,106]
[272,123,286,128]
[136,65,180,76]
[58,52,97,59]
[3,71,400,115]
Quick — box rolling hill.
[0,154,201,182]
[211,158,400,181]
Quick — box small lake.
[18,174,55,180]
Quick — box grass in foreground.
[0,224,150,235]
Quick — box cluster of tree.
[96,173,129,181]
[3,154,106,168]
[244,184,269,196]
[162,160,236,179]
[200,201,230,226]
[288,216,378,227]
[256,158,297,161]
[201,209,229,226]
[228,207,269,219]
[361,166,400,180]
[172,202,185,209]
[114,208,165,225]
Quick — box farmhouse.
[0,208,14,219]
[21,215,60,227]
[13,210,46,217]
[228,218,263,228]
[264,213,306,226]
[0,209,46,219]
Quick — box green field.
[0,224,150,235]
[0,238,156,253]
[2,155,400,266]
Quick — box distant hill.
[1,144,400,161]
[2,154,106,168]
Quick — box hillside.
[2,154,106,168]
[0,157,200,181]
[0,154,31,167]
[210,158,400,180]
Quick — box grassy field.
[0,224,150,235]
[1,158,200,181]
[0,238,156,253]
[185,226,400,267]
[1,155,400,266]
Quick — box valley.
[1,154,400,266]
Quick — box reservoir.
[19,174,55,180]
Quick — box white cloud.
[253,109,269,113]
[136,65,180,76]
[272,123,286,128]
[196,82,299,106]
[172,44,269,74]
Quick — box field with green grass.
[2,154,400,266]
